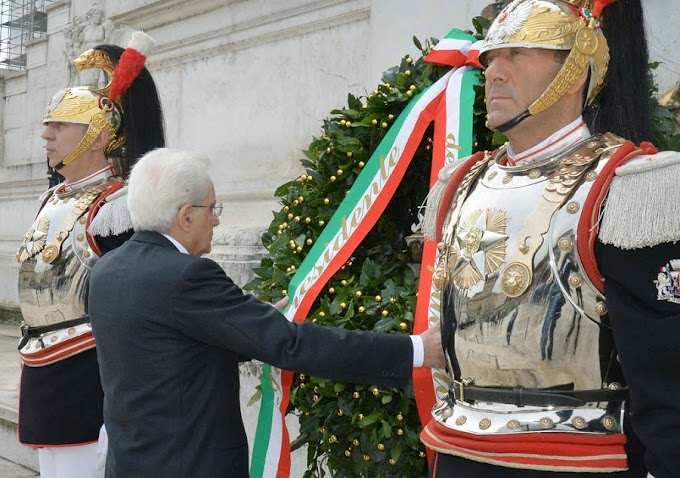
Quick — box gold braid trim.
[528,26,596,116]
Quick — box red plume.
[108,31,156,101]
[592,0,618,18]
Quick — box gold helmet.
[479,0,616,131]
[43,31,156,168]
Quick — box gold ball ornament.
[377,443,385,451]
[294,216,301,222]
[358,306,365,313]
[340,302,347,309]
[363,455,370,462]
[389,459,397,465]
[324,198,330,204]
[381,122,388,128]
[396,428,404,436]
[318,220,325,226]
[313,395,319,402]
[405,69,411,76]
[372,388,380,396]
[329,287,335,294]
[341,280,347,286]
[305,217,311,224]
[330,176,337,182]
[375,295,382,302]
[355,291,362,298]
[372,119,378,125]
[296,246,302,253]
[326,147,331,153]
[337,169,343,176]
[399,322,408,331]
[346,151,353,158]
[352,439,360,447]
[353,392,360,399]
[381,310,389,317]
[287,213,293,220]
[319,311,325,317]
[306,239,312,245]
[345,450,351,457]
[358,161,365,168]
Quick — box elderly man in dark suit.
[88,148,444,478]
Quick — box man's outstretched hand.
[419,323,446,369]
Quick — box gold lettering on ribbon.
[292,146,402,311]
[445,133,462,164]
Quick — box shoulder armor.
[599,151,680,249]
[87,183,132,237]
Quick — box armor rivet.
[479,418,491,430]
[586,170,597,181]
[50,336,58,343]
[568,272,583,288]
[42,244,59,264]
[68,328,76,335]
[528,169,541,180]
[455,415,467,426]
[602,415,617,431]
[539,417,554,429]
[76,234,85,242]
[566,201,580,214]
[502,175,512,184]
[507,419,521,430]
[83,250,91,258]
[595,301,608,315]
[607,382,622,391]
[573,416,587,430]
[558,238,573,251]
[442,408,453,419]
[487,171,497,180]
[79,217,87,224]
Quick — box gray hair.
[127,148,212,233]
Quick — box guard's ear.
[90,127,110,152]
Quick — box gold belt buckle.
[453,377,475,403]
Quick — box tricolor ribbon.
[251,29,483,478]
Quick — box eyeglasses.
[191,203,223,218]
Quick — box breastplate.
[435,135,623,391]
[17,172,117,328]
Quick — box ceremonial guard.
[421,0,679,476]
[15,32,165,478]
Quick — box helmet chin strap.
[491,109,532,133]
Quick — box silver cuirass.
[16,169,120,365]
[431,134,627,435]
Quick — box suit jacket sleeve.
[170,257,414,388]
[597,240,680,478]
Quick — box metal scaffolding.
[0,0,55,70]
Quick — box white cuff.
[410,335,424,367]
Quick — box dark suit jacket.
[89,231,413,478]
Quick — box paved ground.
[0,324,37,476]
[0,324,21,425]
[0,457,37,477]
